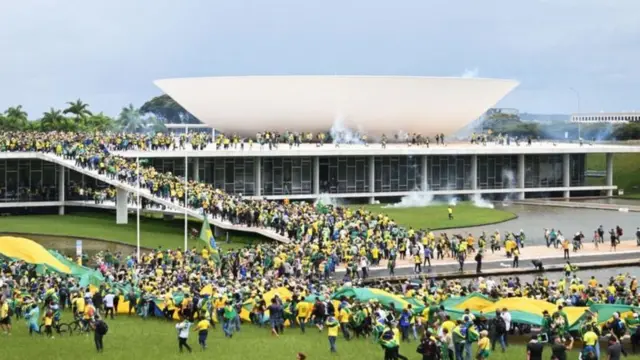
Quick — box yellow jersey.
[195,319,210,331]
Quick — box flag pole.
[136,156,140,261]
[184,154,188,250]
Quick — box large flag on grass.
[199,217,221,266]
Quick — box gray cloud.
[1,0,639,117]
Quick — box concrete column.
[116,188,129,224]
[369,156,375,204]
[421,155,428,191]
[192,157,199,182]
[313,156,320,195]
[58,166,65,215]
[254,157,262,197]
[470,155,478,190]
[517,154,525,200]
[606,153,614,196]
[563,153,571,198]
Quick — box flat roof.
[114,142,640,158]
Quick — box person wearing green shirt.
[222,301,236,338]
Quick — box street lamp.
[569,87,581,140]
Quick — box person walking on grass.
[194,318,210,350]
[176,318,193,353]
[93,315,109,353]
[0,298,12,335]
[448,206,454,220]
[326,315,340,353]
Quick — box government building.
[0,76,638,214]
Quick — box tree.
[41,108,66,131]
[86,112,115,132]
[612,122,640,140]
[117,104,167,133]
[117,104,145,133]
[3,105,29,131]
[140,94,200,124]
[63,99,93,129]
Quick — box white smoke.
[501,169,517,205]
[315,194,341,207]
[384,190,435,208]
[461,67,479,78]
[330,115,364,145]
[471,194,495,209]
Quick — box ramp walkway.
[0,152,289,243]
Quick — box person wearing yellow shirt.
[83,301,96,331]
[193,318,210,350]
[326,316,340,353]
[296,301,311,334]
[338,306,351,340]
[43,310,54,338]
[0,299,11,335]
[582,325,599,356]
[441,317,456,335]
[476,330,490,359]
[74,296,86,317]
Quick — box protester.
[176,318,193,353]
[93,314,109,353]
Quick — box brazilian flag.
[199,217,221,266]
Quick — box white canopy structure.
[154,75,518,136]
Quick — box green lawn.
[0,315,605,360]
[355,202,516,230]
[586,153,640,194]
[0,213,264,251]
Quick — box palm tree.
[4,105,29,131]
[117,104,145,133]
[63,99,92,129]
[85,112,115,132]
[41,108,65,131]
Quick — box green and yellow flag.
[199,217,221,266]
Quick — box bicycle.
[68,318,93,335]
[39,322,72,336]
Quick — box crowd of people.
[0,130,638,359]
[1,246,640,359]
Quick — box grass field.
[586,153,640,194]
[0,202,515,250]
[0,314,604,360]
[0,213,263,251]
[356,203,517,230]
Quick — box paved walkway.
[337,240,640,277]
[512,199,640,212]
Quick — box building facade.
[1,140,633,210]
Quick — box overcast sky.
[1,0,638,118]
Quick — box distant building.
[571,112,640,123]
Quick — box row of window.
[572,115,639,122]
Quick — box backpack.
[96,321,109,335]
[495,317,506,334]
[417,339,438,356]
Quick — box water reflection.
[451,204,639,245]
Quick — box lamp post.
[136,156,140,261]
[569,87,581,140]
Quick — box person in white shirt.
[176,320,193,353]
[501,308,512,346]
[103,292,115,319]
[359,257,369,279]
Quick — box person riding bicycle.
[49,300,62,328]
[82,299,96,331]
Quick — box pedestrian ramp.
[37,153,290,243]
